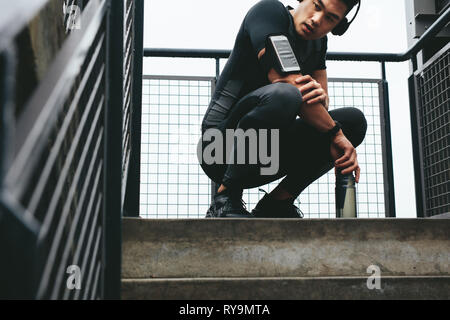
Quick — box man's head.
[291,0,359,40]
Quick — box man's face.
[291,0,349,40]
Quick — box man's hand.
[296,75,328,107]
[330,131,361,183]
[268,68,302,86]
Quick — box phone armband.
[263,35,301,75]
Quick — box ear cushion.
[332,18,350,36]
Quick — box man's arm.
[258,50,361,182]
[311,69,329,111]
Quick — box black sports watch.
[326,120,342,139]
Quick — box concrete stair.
[121,218,450,300]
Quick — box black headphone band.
[345,0,361,26]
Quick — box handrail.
[0,0,48,52]
[144,6,450,63]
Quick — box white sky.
[143,0,416,218]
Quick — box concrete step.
[121,276,450,300]
[122,218,450,279]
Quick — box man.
[198,0,367,218]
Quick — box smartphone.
[267,35,301,74]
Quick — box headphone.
[298,0,361,36]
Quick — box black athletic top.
[201,0,328,131]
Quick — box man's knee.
[263,82,303,119]
[266,82,303,105]
[238,83,302,129]
[268,82,302,99]
[343,107,368,147]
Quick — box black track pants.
[198,82,368,199]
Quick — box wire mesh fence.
[140,75,387,219]
[416,44,450,217]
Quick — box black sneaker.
[251,189,304,218]
[205,188,254,218]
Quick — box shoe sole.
[206,204,254,219]
[206,213,255,219]
[251,210,303,219]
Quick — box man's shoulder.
[249,0,289,16]
[255,0,285,8]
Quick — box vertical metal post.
[407,74,425,217]
[215,58,220,80]
[0,46,16,182]
[381,61,387,81]
[103,0,123,300]
[412,55,418,72]
[123,0,144,217]
[379,63,396,217]
[211,60,221,200]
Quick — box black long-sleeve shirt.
[201,0,328,131]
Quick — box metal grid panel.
[1,1,108,299]
[417,46,450,216]
[140,75,387,219]
[31,23,106,301]
[140,76,213,218]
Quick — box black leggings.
[198,82,368,199]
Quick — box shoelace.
[258,188,304,218]
[293,198,305,218]
[231,197,248,211]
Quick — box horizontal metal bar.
[143,75,216,81]
[6,0,107,193]
[74,200,102,300]
[63,172,102,300]
[36,96,104,298]
[24,37,105,214]
[89,262,102,300]
[144,7,450,63]
[78,225,102,300]
[142,49,404,62]
[328,77,382,83]
[33,67,104,230]
[122,99,131,134]
[122,114,130,141]
[61,173,102,300]
[82,226,102,300]
[49,132,103,299]
[37,87,104,242]
[142,75,382,84]
[144,48,232,59]
[142,49,406,63]
[121,144,131,208]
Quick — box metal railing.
[143,6,450,219]
[0,0,143,300]
[409,42,450,217]
[0,0,447,300]
[139,75,389,219]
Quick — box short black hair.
[298,0,359,17]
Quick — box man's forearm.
[298,100,338,134]
[321,95,330,111]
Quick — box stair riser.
[122,277,450,300]
[123,239,449,278]
[122,219,450,278]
